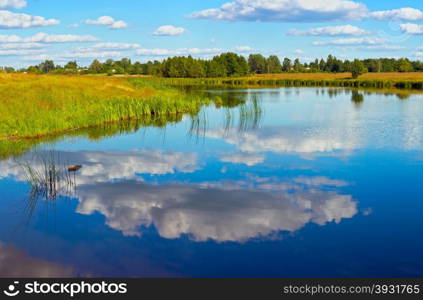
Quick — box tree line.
[3,53,423,78]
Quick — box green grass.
[0,74,213,140]
[142,74,423,91]
[0,116,185,160]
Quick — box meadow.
[0,74,212,140]
[156,72,423,90]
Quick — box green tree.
[350,59,367,79]
[89,59,104,74]
[131,62,144,75]
[267,56,282,73]
[396,58,413,72]
[27,65,40,74]
[206,60,227,77]
[282,58,292,72]
[64,61,78,69]
[248,54,267,74]
[215,53,249,77]
[293,58,303,72]
[186,56,206,78]
[38,60,56,73]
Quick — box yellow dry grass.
[235,72,423,81]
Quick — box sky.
[1,0,423,67]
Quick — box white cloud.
[23,51,123,62]
[135,46,253,57]
[235,45,254,52]
[0,151,358,243]
[364,45,406,51]
[27,32,99,43]
[0,49,42,55]
[86,16,128,29]
[60,51,123,59]
[293,176,348,187]
[220,152,265,166]
[190,0,368,22]
[288,25,370,36]
[0,42,43,49]
[206,126,359,156]
[153,25,186,36]
[75,178,357,241]
[313,37,386,46]
[22,54,51,61]
[294,49,305,54]
[0,150,199,185]
[0,32,99,43]
[136,47,223,56]
[78,43,141,51]
[399,23,423,35]
[0,10,59,29]
[370,7,423,21]
[0,0,26,9]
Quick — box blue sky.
[1,0,423,67]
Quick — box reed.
[0,74,213,140]
[147,74,423,91]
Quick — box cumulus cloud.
[293,176,349,187]
[364,45,406,51]
[370,7,423,21]
[60,51,123,59]
[0,242,74,277]
[0,49,42,55]
[78,42,141,51]
[136,47,223,56]
[0,0,26,9]
[313,37,386,46]
[234,45,254,52]
[21,54,51,61]
[293,49,305,54]
[153,25,186,36]
[399,23,423,35]
[27,32,98,43]
[288,25,370,36]
[0,42,43,49]
[0,10,59,29]
[220,152,265,166]
[0,150,199,185]
[86,16,128,29]
[207,126,359,156]
[75,177,357,241]
[190,0,368,22]
[0,32,98,43]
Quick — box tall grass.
[148,74,423,91]
[0,116,186,160]
[0,74,213,139]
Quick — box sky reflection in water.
[1,88,423,277]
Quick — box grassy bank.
[0,74,212,140]
[1,72,422,159]
[0,117,184,160]
[150,73,423,90]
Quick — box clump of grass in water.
[17,151,79,221]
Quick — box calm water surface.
[1,88,423,277]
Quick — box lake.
[1,87,423,278]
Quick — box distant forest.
[3,53,423,78]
